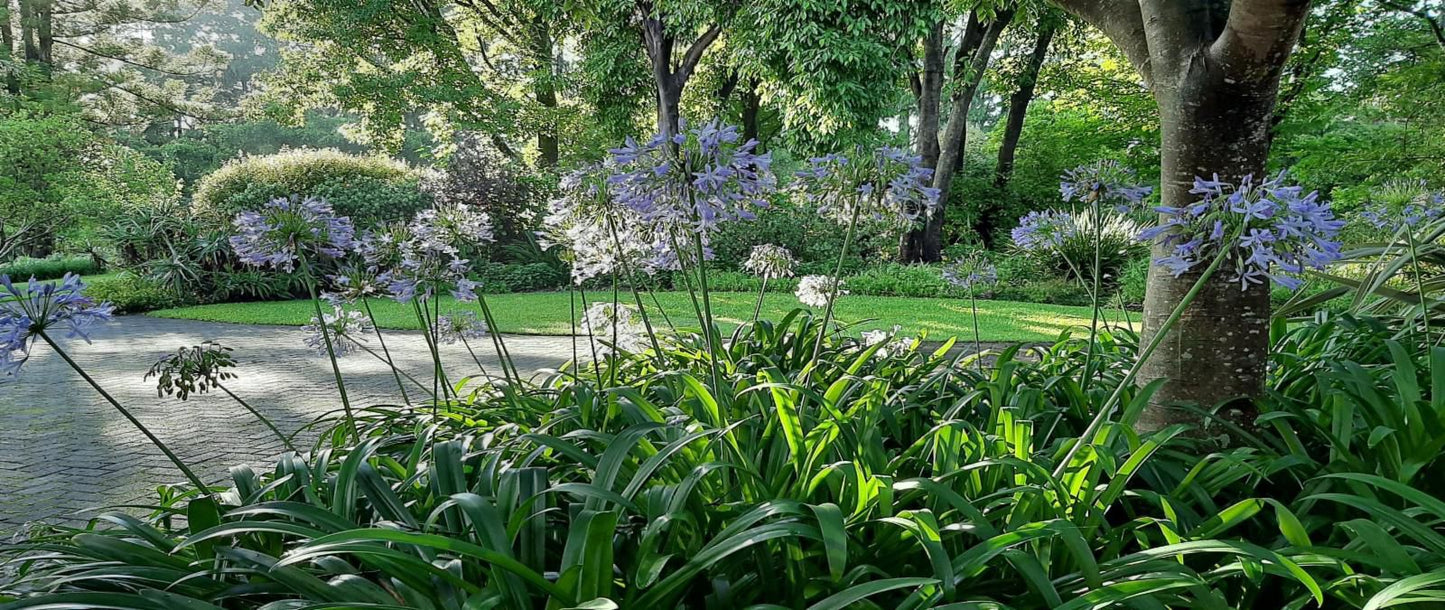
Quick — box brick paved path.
[0,316,581,539]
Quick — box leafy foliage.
[191,148,432,227]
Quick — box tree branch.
[1380,0,1445,52]
[1210,0,1312,79]
[1050,0,1153,85]
[675,24,721,81]
[52,39,214,76]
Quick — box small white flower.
[581,302,650,355]
[796,275,846,309]
[436,311,488,345]
[743,244,797,278]
[302,306,373,357]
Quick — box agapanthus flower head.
[580,302,649,355]
[436,311,489,345]
[796,275,846,309]
[145,341,236,400]
[607,118,775,271]
[301,306,372,357]
[1358,180,1443,230]
[743,244,797,278]
[1,273,115,375]
[793,145,939,230]
[859,325,913,359]
[375,208,480,303]
[230,195,357,272]
[323,264,386,305]
[1060,160,1154,213]
[541,163,655,283]
[1139,172,1345,290]
[942,255,998,291]
[409,201,495,257]
[1011,210,1076,251]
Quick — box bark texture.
[1053,0,1310,427]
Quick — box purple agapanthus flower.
[364,202,493,303]
[1060,160,1154,213]
[793,145,940,230]
[229,196,357,272]
[1,273,115,375]
[1139,172,1345,290]
[1011,210,1076,251]
[942,256,998,291]
[607,118,776,271]
[1357,180,1444,231]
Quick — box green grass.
[151,290,1138,342]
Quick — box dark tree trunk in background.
[902,7,1014,263]
[994,21,1057,190]
[740,78,761,144]
[530,19,559,167]
[901,22,943,262]
[640,3,721,138]
[2,1,18,95]
[1055,0,1311,427]
[984,19,1058,248]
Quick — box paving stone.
[0,315,580,537]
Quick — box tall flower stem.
[475,294,521,384]
[1060,252,1105,390]
[569,287,580,372]
[460,337,494,379]
[752,274,771,324]
[648,279,679,334]
[968,289,984,372]
[1051,242,1233,478]
[578,285,606,387]
[607,218,665,358]
[216,383,298,452]
[361,298,409,404]
[39,332,210,493]
[411,299,446,405]
[692,232,725,395]
[810,208,862,367]
[1404,228,1434,346]
[1081,201,1106,393]
[299,267,359,442]
[343,335,434,396]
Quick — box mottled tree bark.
[1,0,18,95]
[1053,0,1311,427]
[901,21,945,262]
[902,9,1014,263]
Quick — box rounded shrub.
[84,272,191,313]
[191,148,432,227]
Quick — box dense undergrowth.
[3,312,1444,609]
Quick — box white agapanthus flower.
[302,306,373,357]
[581,302,650,355]
[743,244,797,278]
[541,166,655,284]
[860,325,914,358]
[796,275,846,309]
[436,311,489,345]
[410,202,494,256]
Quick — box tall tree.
[994,12,1062,191]
[636,0,723,138]
[901,4,1016,263]
[1052,0,1312,426]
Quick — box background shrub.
[473,262,570,293]
[0,255,100,281]
[191,148,432,227]
[85,273,191,313]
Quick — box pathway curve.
[0,315,582,539]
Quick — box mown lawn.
[151,291,1138,342]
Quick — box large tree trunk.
[1136,50,1281,430]
[639,4,720,138]
[2,0,18,95]
[1053,0,1310,427]
[900,22,945,262]
[903,8,1014,263]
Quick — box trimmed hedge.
[191,148,432,227]
[0,255,100,281]
[85,273,191,313]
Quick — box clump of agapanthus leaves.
[1,273,114,375]
[1140,172,1345,290]
[229,195,357,272]
[540,163,654,284]
[146,341,296,452]
[793,145,940,231]
[608,118,775,271]
[0,273,208,491]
